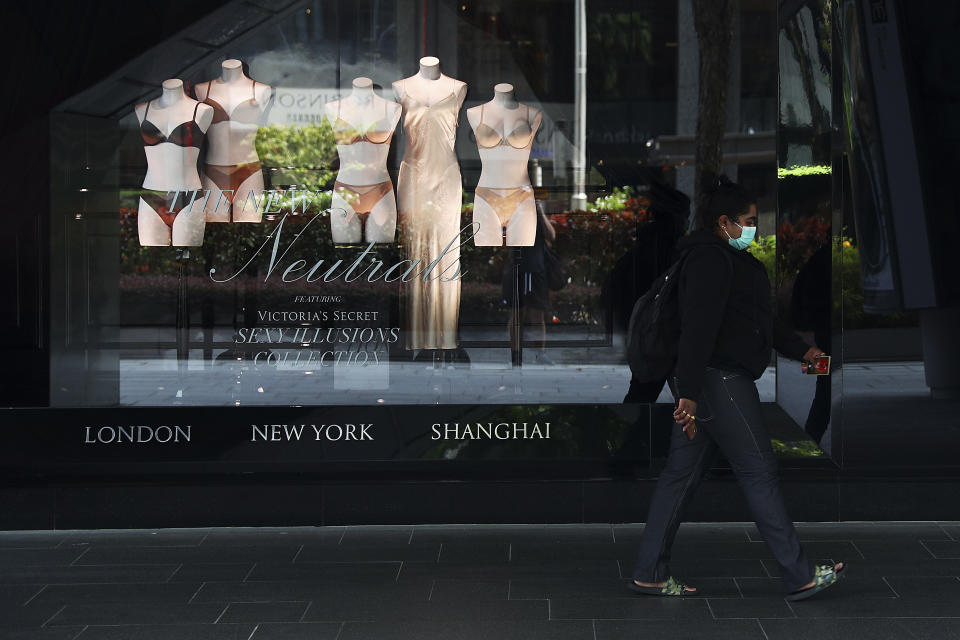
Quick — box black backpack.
[626,245,730,382]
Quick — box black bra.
[140,100,204,148]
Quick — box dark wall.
[0,1,231,406]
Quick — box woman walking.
[629,176,845,601]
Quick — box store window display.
[135,78,213,246]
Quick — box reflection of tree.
[587,10,652,97]
[692,0,736,211]
[782,1,831,163]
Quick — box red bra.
[140,100,204,149]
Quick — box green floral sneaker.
[785,561,846,601]
[628,576,697,596]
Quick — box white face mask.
[723,221,756,250]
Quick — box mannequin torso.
[324,78,402,244]
[466,84,542,246]
[324,79,402,186]
[194,60,271,166]
[466,85,541,188]
[136,80,213,191]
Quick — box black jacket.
[674,231,809,404]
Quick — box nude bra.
[332,99,394,146]
[198,79,261,125]
[476,103,534,149]
[140,100,204,148]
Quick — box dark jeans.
[631,367,815,593]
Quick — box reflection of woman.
[503,203,555,365]
[629,176,844,601]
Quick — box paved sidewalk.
[2,522,959,639]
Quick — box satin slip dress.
[396,82,464,350]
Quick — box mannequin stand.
[175,248,191,400]
[510,245,523,368]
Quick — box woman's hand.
[802,346,825,364]
[674,398,698,435]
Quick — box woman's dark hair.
[696,173,755,231]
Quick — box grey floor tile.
[202,528,345,547]
[736,575,897,598]
[707,596,795,618]
[760,618,912,640]
[73,623,255,639]
[789,594,960,618]
[614,524,752,545]
[655,558,770,578]
[169,563,256,582]
[907,618,960,640]
[0,532,70,549]
[75,545,300,566]
[0,565,178,585]
[219,601,309,623]
[767,558,960,578]
[30,582,202,607]
[883,575,960,598]
[753,522,953,542]
[399,560,620,581]
[65,529,209,547]
[413,525,615,545]
[338,527,413,546]
[249,622,343,639]
[922,540,960,559]
[549,596,712,620]
[248,562,400,582]
[338,620,593,640]
[2,523,958,639]
[47,602,226,626]
[0,584,46,605]
[852,540,940,561]
[301,597,548,622]
[596,619,766,640]
[0,548,89,567]
[296,543,440,563]
[194,580,432,604]
[625,540,859,564]
[0,601,72,627]
[509,542,622,563]
[512,577,739,599]
[0,627,85,640]
[940,524,960,541]
[428,579,508,600]
[437,541,510,563]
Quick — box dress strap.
[192,100,200,122]
[143,100,151,120]
[252,78,256,100]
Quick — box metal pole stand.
[175,248,190,400]
[511,243,523,368]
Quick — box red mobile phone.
[802,355,831,375]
